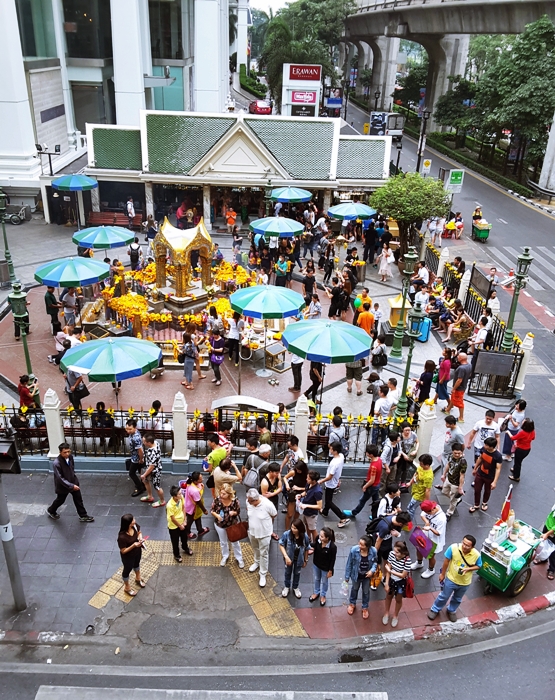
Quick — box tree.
[251,8,272,60]
[395,61,428,108]
[400,40,426,65]
[370,173,451,257]
[434,76,476,146]
[229,8,237,47]
[468,35,512,78]
[278,0,356,55]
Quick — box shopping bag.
[534,538,555,563]
[409,526,437,560]
[340,580,350,597]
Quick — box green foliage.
[400,40,426,64]
[230,51,237,74]
[278,0,356,50]
[251,8,272,59]
[370,173,450,255]
[395,61,428,107]
[434,76,476,144]
[468,35,512,78]
[229,8,237,46]
[239,64,267,99]
[359,68,373,90]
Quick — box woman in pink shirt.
[183,471,210,542]
[434,347,452,404]
[508,419,535,482]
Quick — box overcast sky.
[252,0,287,15]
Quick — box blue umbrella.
[72,226,134,249]
[34,257,110,287]
[51,174,98,191]
[249,217,304,238]
[270,187,312,203]
[328,203,377,220]
[230,286,305,320]
[281,319,371,363]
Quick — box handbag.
[74,383,90,398]
[177,352,185,364]
[500,417,510,433]
[404,574,415,598]
[210,352,224,365]
[226,518,249,542]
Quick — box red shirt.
[365,457,383,487]
[510,430,535,451]
[18,383,34,408]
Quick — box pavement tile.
[405,607,437,628]
[331,618,358,639]
[294,608,335,639]
[414,591,438,609]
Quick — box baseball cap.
[420,500,437,513]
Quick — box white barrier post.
[171,392,190,462]
[42,389,65,459]
[294,394,310,459]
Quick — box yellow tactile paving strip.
[88,540,307,637]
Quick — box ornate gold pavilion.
[153,218,214,296]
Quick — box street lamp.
[0,188,16,283]
[390,246,418,361]
[394,301,426,422]
[374,90,381,111]
[500,247,533,352]
[343,78,350,121]
[264,179,272,217]
[395,140,403,174]
[415,109,431,173]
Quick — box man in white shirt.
[465,410,500,460]
[318,443,350,527]
[246,489,277,587]
[411,262,430,291]
[415,286,430,307]
[126,197,135,228]
[66,326,82,347]
[469,317,488,354]
[315,216,328,236]
[373,384,392,442]
[274,201,282,217]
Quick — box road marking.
[523,290,531,296]
[496,218,508,224]
[545,310,554,317]
[537,246,555,264]
[506,246,555,291]
[487,247,544,291]
[534,300,543,307]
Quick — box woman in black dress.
[118,513,146,595]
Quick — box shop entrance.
[98,182,145,215]
[153,184,203,224]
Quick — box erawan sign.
[282,64,322,117]
[289,64,322,81]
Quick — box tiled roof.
[246,118,334,180]
[92,128,142,170]
[145,114,235,174]
[337,138,386,180]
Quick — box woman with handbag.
[208,327,225,386]
[183,471,210,543]
[310,527,337,606]
[180,332,198,390]
[185,322,207,381]
[501,399,526,461]
[383,540,412,627]
[211,483,245,568]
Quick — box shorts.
[147,466,162,490]
[378,538,393,563]
[303,513,319,531]
[451,389,465,409]
[387,577,407,597]
[346,366,363,381]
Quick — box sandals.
[152,500,166,508]
[140,496,155,503]
[347,604,355,615]
[135,580,146,588]
[469,506,478,513]
[309,594,319,603]
[124,589,137,596]
[362,609,369,619]
[547,572,554,580]
[198,527,210,537]
[508,476,520,482]
[481,503,488,511]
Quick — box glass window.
[153,66,184,111]
[149,0,183,60]
[16,0,57,58]
[63,0,112,59]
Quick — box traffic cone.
[508,268,515,278]
[500,483,513,522]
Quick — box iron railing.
[424,243,439,276]
[0,408,49,456]
[442,262,461,296]
[468,350,524,399]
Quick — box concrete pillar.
[514,332,534,396]
[51,0,76,136]
[369,36,399,112]
[91,187,100,213]
[415,400,436,458]
[42,389,65,459]
[144,182,154,218]
[172,391,190,462]
[0,0,42,186]
[458,268,471,305]
[110,0,148,125]
[539,110,555,190]
[76,190,86,227]
[323,189,332,213]
[345,43,356,81]
[437,247,450,278]
[195,0,226,112]
[236,0,249,76]
[294,395,310,459]
[338,43,347,73]
[423,35,469,132]
[203,184,212,230]
[354,42,370,98]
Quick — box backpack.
[329,428,349,457]
[129,244,140,264]
[484,329,494,351]
[366,515,390,537]
[242,455,268,489]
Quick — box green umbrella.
[270,187,312,203]
[249,217,304,237]
[73,226,134,249]
[51,174,98,191]
[34,257,110,287]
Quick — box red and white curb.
[361,591,555,647]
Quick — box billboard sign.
[291,90,317,104]
[445,169,465,193]
[291,105,316,117]
[289,64,322,81]
[326,87,343,108]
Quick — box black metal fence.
[424,243,439,276]
[468,349,524,399]
[442,262,461,296]
[0,408,49,456]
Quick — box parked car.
[248,100,272,115]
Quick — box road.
[346,100,555,312]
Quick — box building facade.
[2,0,245,204]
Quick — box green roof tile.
[93,128,142,170]
[337,139,386,180]
[246,118,334,180]
[146,114,235,174]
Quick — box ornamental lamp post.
[8,282,35,384]
[394,301,426,422]
[500,247,533,352]
[416,109,431,173]
[390,246,418,361]
[374,90,381,111]
[0,188,16,283]
[264,179,272,217]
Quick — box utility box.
[0,440,21,474]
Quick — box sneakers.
[293,588,302,599]
[259,574,266,587]
[47,510,60,520]
[47,355,55,364]
[79,515,95,523]
[410,560,423,571]
[237,560,244,569]
[249,562,259,573]
[427,610,438,620]
[421,568,435,579]
[391,617,398,628]
[220,556,229,567]
[337,518,351,528]
[343,510,353,517]
[447,611,457,622]
[282,587,289,597]
[382,615,389,625]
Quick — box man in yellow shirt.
[166,485,192,561]
[407,453,433,518]
[428,535,482,622]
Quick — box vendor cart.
[471,221,492,243]
[478,520,541,596]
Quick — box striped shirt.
[387,551,412,581]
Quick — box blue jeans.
[431,577,469,613]
[349,576,370,609]
[183,357,195,384]
[407,497,421,518]
[313,564,330,597]
[284,560,303,589]
[352,485,380,516]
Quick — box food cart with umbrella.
[34,256,110,326]
[51,174,98,230]
[281,318,372,405]
[61,336,162,408]
[72,226,134,249]
[229,286,305,382]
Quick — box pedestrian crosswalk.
[487,246,555,291]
